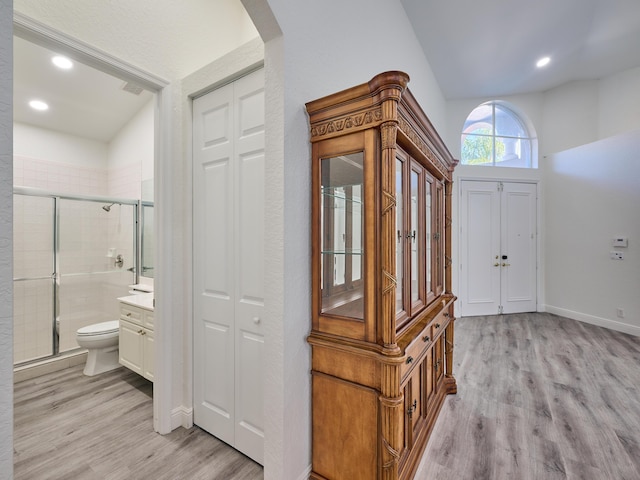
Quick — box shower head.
[102,203,115,212]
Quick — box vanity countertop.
[118,292,154,311]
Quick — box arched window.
[461,101,536,168]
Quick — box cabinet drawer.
[120,304,143,325]
[430,314,448,339]
[401,333,431,379]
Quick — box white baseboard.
[543,304,640,337]
[171,405,194,430]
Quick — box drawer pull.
[443,312,450,317]
[126,312,132,317]
[422,335,430,342]
[435,323,441,329]
[406,356,414,365]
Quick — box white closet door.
[232,70,265,462]
[460,180,537,316]
[193,69,264,465]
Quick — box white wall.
[598,67,640,140]
[544,129,640,335]
[107,99,154,199]
[14,122,108,169]
[0,0,12,475]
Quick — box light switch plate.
[612,237,628,247]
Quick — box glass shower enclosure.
[13,188,138,365]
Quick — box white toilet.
[76,320,120,376]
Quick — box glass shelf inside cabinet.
[320,152,364,320]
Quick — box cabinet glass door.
[434,181,445,296]
[409,163,425,312]
[320,153,364,320]
[395,156,405,317]
[425,174,434,302]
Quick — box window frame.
[461,101,536,168]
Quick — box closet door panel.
[233,69,265,464]
[193,82,236,445]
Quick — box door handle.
[494,263,500,267]
[502,263,510,267]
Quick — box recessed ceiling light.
[52,55,73,70]
[29,100,49,111]
[536,56,551,68]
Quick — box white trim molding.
[543,304,640,337]
[13,12,169,91]
[171,406,194,430]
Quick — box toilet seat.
[77,320,119,336]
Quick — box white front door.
[460,180,537,316]
[192,68,265,465]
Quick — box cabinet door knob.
[422,335,430,342]
[253,316,261,324]
[406,356,414,365]
[435,323,441,328]
[443,312,450,317]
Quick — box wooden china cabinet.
[306,71,458,480]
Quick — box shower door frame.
[13,186,139,367]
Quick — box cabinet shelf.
[321,249,363,255]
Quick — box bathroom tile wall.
[14,155,107,196]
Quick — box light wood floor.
[14,366,263,480]
[14,313,640,479]
[416,312,640,479]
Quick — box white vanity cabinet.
[118,294,154,382]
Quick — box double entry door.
[460,180,537,316]
[192,68,265,464]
